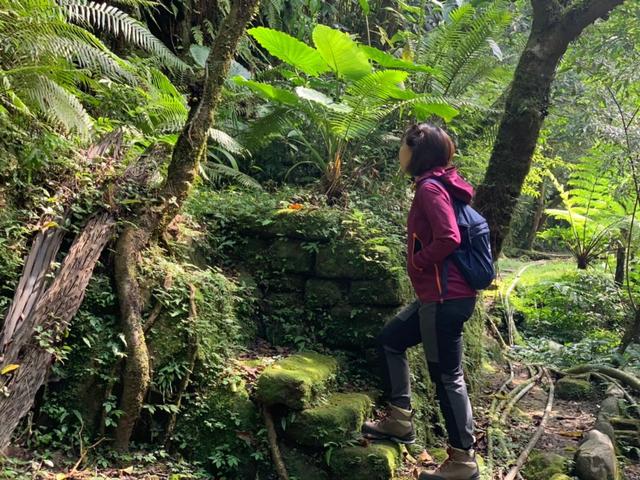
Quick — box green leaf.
[248,27,328,77]
[312,25,372,80]
[413,101,459,122]
[360,45,440,75]
[294,86,351,112]
[233,77,299,106]
[189,44,209,68]
[358,0,370,15]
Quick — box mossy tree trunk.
[474,0,625,257]
[112,0,262,450]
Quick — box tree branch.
[560,0,626,40]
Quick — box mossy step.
[329,441,402,480]
[255,352,338,410]
[285,392,373,447]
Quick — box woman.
[361,123,479,480]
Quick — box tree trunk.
[615,233,627,286]
[620,308,640,354]
[112,0,262,449]
[0,213,116,450]
[474,0,625,258]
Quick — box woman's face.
[399,141,412,174]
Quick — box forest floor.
[3,260,640,479]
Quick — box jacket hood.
[415,166,474,204]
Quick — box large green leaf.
[360,45,440,75]
[233,77,299,106]
[346,70,412,101]
[295,86,351,112]
[248,27,328,77]
[413,101,459,122]
[312,25,371,80]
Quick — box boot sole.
[362,432,416,445]
[419,472,479,480]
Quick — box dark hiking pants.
[377,297,477,450]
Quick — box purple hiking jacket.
[407,166,477,303]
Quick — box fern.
[61,0,189,71]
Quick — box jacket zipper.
[434,264,444,303]
[411,233,423,272]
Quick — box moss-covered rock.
[270,238,315,273]
[305,279,345,308]
[549,475,573,480]
[556,377,595,400]
[329,441,402,480]
[265,274,307,293]
[256,352,338,409]
[522,451,569,479]
[349,275,412,306]
[315,240,392,279]
[285,392,373,447]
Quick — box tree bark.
[525,180,546,250]
[112,0,261,449]
[0,214,116,450]
[615,236,626,286]
[474,0,625,257]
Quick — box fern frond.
[204,163,262,190]
[61,0,189,71]
[209,129,248,156]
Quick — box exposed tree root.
[504,369,555,480]
[262,405,289,480]
[500,367,543,424]
[565,365,640,392]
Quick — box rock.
[599,396,621,418]
[270,238,314,274]
[305,279,345,308]
[315,240,392,279]
[255,352,338,410]
[574,429,618,480]
[547,340,564,352]
[265,274,307,293]
[349,275,412,307]
[556,377,595,400]
[522,451,569,479]
[550,475,573,480]
[593,418,615,443]
[605,384,625,398]
[285,392,373,447]
[329,441,402,480]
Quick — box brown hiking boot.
[419,447,480,480]
[361,404,416,444]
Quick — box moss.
[265,274,308,293]
[463,304,486,393]
[550,475,572,480]
[522,451,569,479]
[556,377,595,400]
[324,304,397,350]
[315,239,396,280]
[305,279,345,308]
[329,441,402,480]
[256,352,339,409]
[285,393,373,447]
[349,274,413,307]
[270,238,315,274]
[430,448,449,464]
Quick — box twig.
[504,368,555,480]
[262,404,289,480]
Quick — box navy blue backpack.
[425,179,495,291]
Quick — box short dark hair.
[403,123,455,177]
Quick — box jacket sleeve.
[412,182,460,270]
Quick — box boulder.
[281,446,329,480]
[255,352,338,410]
[315,240,392,279]
[329,441,402,480]
[323,304,397,349]
[556,377,595,400]
[285,392,373,447]
[574,429,618,480]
